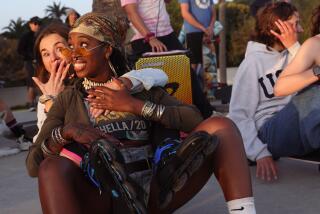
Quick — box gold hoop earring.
[108,59,118,78]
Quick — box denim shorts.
[258,84,320,158]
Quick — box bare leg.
[148,116,252,213]
[27,87,36,107]
[38,157,112,214]
[0,99,15,123]
[193,116,252,201]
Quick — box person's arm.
[274,36,320,96]
[89,68,169,118]
[150,87,203,132]
[206,3,216,39]
[228,59,277,181]
[87,82,203,133]
[121,68,168,94]
[26,93,67,177]
[121,1,167,52]
[180,2,209,35]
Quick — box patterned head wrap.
[70,12,128,49]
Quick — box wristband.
[39,94,56,104]
[144,32,155,43]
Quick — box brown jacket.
[26,80,203,177]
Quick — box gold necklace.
[82,78,112,90]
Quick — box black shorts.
[186,32,204,65]
[130,32,185,64]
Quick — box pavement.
[1,86,320,214]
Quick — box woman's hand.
[270,19,298,49]
[87,78,144,115]
[32,60,70,96]
[149,37,168,52]
[62,123,124,146]
[88,77,132,118]
[62,123,104,144]
[256,156,278,181]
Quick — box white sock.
[227,197,256,214]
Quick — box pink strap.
[60,148,83,167]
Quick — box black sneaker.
[154,131,219,208]
[89,139,147,214]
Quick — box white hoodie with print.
[228,41,300,161]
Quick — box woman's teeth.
[74,62,86,71]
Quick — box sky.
[0,0,92,33]
[0,0,224,33]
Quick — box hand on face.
[270,19,298,49]
[33,60,70,96]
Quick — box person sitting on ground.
[0,98,32,150]
[228,2,303,181]
[65,8,80,27]
[274,4,320,96]
[26,12,256,214]
[271,5,320,154]
[31,21,169,142]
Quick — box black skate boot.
[153,131,219,208]
[89,139,147,214]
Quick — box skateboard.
[287,150,320,171]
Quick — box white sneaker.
[17,135,32,151]
[28,107,36,112]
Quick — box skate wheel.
[187,153,204,176]
[122,181,137,200]
[172,172,188,192]
[132,198,147,214]
[159,191,173,209]
[97,142,116,161]
[203,136,218,156]
[111,162,127,182]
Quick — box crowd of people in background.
[1,0,320,213]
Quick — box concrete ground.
[1,151,320,214]
[1,85,320,214]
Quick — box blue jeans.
[258,84,320,158]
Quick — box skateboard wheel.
[111,162,127,182]
[187,153,204,176]
[122,181,137,199]
[172,172,188,192]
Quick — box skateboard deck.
[287,150,320,170]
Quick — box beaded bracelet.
[144,32,155,43]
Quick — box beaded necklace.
[82,77,112,90]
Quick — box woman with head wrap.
[31,21,169,142]
[26,12,256,214]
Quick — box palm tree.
[2,18,27,39]
[45,1,69,19]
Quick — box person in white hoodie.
[228,2,303,181]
